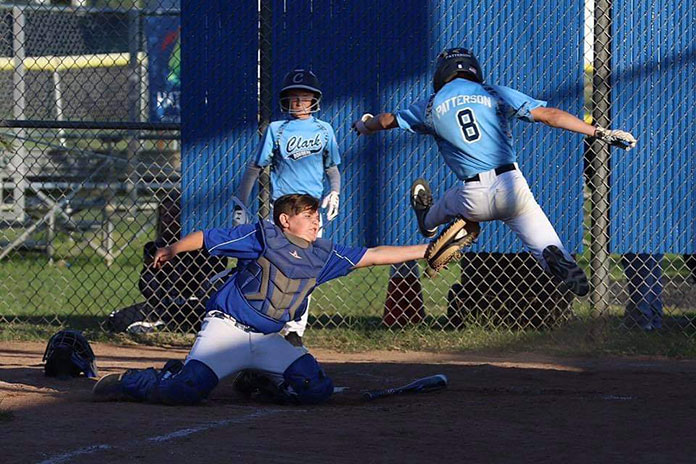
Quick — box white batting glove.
[321,191,340,221]
[593,126,637,151]
[232,205,248,226]
[352,113,376,136]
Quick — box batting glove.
[321,191,340,221]
[232,205,248,226]
[352,113,376,136]
[593,126,637,151]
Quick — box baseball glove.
[424,218,480,277]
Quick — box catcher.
[93,194,464,406]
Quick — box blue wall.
[182,0,585,253]
[611,1,695,253]
[181,0,258,232]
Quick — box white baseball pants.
[424,164,570,269]
[187,311,308,381]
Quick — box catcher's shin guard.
[410,178,437,238]
[92,368,158,402]
[542,245,589,296]
[424,218,480,277]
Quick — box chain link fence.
[1,0,694,339]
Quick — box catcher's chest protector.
[237,221,332,322]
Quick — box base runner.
[353,48,637,296]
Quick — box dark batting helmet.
[433,48,483,92]
[279,69,322,114]
[43,329,98,379]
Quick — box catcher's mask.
[43,329,98,379]
[433,48,483,92]
[279,69,322,114]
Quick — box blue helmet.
[43,329,98,379]
[433,48,483,91]
[279,69,322,114]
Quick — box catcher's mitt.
[425,218,480,277]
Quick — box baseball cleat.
[410,178,437,238]
[542,245,589,296]
[284,332,304,347]
[233,370,286,403]
[425,217,480,277]
[92,372,128,401]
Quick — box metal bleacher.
[0,131,180,265]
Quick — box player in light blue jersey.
[353,48,637,296]
[234,69,342,345]
[93,194,431,406]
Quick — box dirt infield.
[2,342,696,464]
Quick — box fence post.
[258,0,272,220]
[126,9,143,215]
[11,6,27,223]
[589,0,613,315]
[52,70,66,146]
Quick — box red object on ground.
[382,261,425,327]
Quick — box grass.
[3,313,695,358]
[0,206,154,318]
[1,204,695,358]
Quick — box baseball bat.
[362,374,448,401]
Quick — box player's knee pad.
[152,359,219,405]
[121,368,160,401]
[282,353,333,405]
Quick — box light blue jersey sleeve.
[323,125,341,169]
[254,123,276,167]
[491,85,547,122]
[395,97,434,134]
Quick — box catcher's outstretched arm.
[153,231,204,268]
[353,244,427,268]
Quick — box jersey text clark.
[286,134,324,156]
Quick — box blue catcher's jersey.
[395,79,547,180]
[255,116,341,201]
[203,221,366,334]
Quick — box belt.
[208,310,258,333]
[464,163,516,183]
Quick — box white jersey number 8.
[457,108,481,143]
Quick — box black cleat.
[410,178,437,238]
[284,332,304,347]
[542,245,589,296]
[233,370,290,404]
